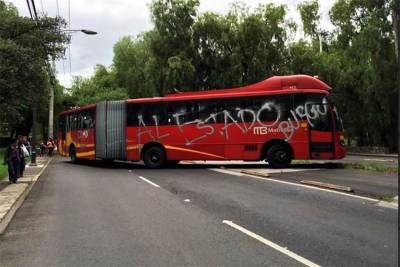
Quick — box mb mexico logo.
[253,127,287,135]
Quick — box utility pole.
[392,1,399,153]
[48,61,55,140]
[30,105,37,166]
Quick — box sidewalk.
[0,157,52,234]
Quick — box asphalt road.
[0,157,397,266]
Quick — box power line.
[30,0,39,20]
[25,0,33,20]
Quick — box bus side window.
[127,103,142,126]
[204,100,223,123]
[142,103,166,126]
[59,115,66,139]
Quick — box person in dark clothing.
[40,141,46,157]
[3,139,21,183]
[47,138,55,156]
[17,135,27,177]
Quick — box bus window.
[142,103,166,126]
[294,94,331,131]
[59,115,66,139]
[127,103,143,126]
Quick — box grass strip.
[341,162,398,173]
[0,150,7,180]
[292,160,397,173]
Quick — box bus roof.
[60,75,331,115]
[165,75,331,99]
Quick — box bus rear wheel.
[143,146,166,169]
[266,144,291,168]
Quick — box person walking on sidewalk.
[47,138,55,157]
[3,138,21,183]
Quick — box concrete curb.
[300,180,353,192]
[240,170,270,178]
[0,158,52,234]
[347,152,398,159]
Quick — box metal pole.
[30,105,37,166]
[48,81,54,139]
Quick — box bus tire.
[70,146,78,164]
[143,146,166,169]
[266,144,291,168]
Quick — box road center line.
[138,176,160,188]
[210,168,381,203]
[222,220,321,267]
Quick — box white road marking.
[212,169,244,177]
[138,176,160,188]
[363,158,394,162]
[223,220,321,267]
[210,168,384,204]
[184,199,191,202]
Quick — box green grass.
[292,160,397,173]
[342,162,398,173]
[379,196,396,203]
[0,149,7,180]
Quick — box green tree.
[150,0,199,94]
[70,65,128,106]
[113,33,158,98]
[330,0,397,150]
[0,0,69,136]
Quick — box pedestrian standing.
[17,135,29,177]
[47,138,55,156]
[3,138,21,183]
[40,141,46,157]
[24,136,32,156]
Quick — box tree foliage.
[70,65,128,106]
[0,0,69,136]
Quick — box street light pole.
[47,29,97,142]
[48,61,56,140]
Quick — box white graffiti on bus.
[135,101,328,146]
[277,102,328,141]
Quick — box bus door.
[306,102,335,159]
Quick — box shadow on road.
[60,158,342,171]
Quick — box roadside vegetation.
[0,150,7,180]
[341,162,398,174]
[292,160,398,173]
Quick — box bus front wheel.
[266,144,291,168]
[143,146,166,169]
[70,146,78,164]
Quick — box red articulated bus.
[58,74,346,168]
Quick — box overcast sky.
[10,0,334,88]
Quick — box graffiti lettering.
[135,101,329,145]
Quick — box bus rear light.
[300,122,308,128]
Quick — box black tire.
[266,144,292,168]
[143,146,166,169]
[70,146,78,164]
